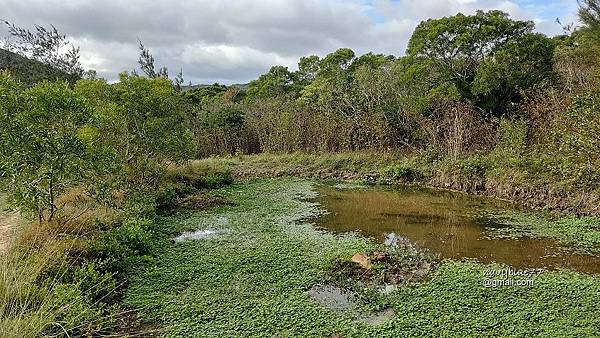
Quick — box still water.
[315,185,600,274]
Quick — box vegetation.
[125,179,600,337]
[1,3,600,337]
[0,49,73,86]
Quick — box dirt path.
[0,195,20,253]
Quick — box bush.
[93,218,155,274]
[169,163,234,189]
[384,164,422,181]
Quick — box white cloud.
[0,0,577,84]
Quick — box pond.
[315,185,600,274]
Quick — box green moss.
[124,179,600,337]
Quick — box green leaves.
[0,72,91,221]
[407,10,554,115]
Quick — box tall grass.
[0,246,57,337]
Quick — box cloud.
[0,0,577,84]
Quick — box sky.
[0,0,579,84]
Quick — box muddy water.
[315,185,600,274]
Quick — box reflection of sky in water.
[315,185,600,274]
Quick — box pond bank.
[195,153,600,216]
[125,178,600,337]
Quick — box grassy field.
[124,178,600,337]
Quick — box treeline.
[187,9,599,176]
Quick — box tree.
[407,10,554,115]
[298,48,356,107]
[0,72,91,222]
[579,0,600,39]
[296,55,320,86]
[137,40,168,79]
[245,66,295,102]
[75,74,195,193]
[473,33,555,112]
[1,21,83,80]
[136,40,185,92]
[182,83,228,106]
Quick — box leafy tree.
[296,55,320,86]
[137,40,168,79]
[75,74,195,194]
[136,40,186,92]
[407,10,554,115]
[298,48,356,107]
[473,33,555,112]
[0,72,90,222]
[245,66,295,102]
[579,0,600,39]
[182,83,228,106]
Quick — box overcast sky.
[0,0,579,84]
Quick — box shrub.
[384,164,422,181]
[93,218,155,274]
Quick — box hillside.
[0,48,74,86]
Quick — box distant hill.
[0,48,74,86]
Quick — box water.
[315,185,600,274]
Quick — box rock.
[413,261,432,278]
[351,252,372,269]
[371,251,387,261]
[377,284,398,295]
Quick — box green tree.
[245,66,295,102]
[75,73,195,194]
[0,72,91,222]
[181,83,228,106]
[579,0,600,39]
[407,10,554,115]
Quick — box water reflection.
[315,185,600,274]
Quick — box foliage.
[0,73,91,222]
[75,74,196,195]
[579,0,600,40]
[551,89,600,169]
[408,10,554,115]
[1,21,83,80]
[245,66,295,102]
[125,179,600,337]
[0,48,74,86]
[181,83,228,106]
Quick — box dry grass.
[0,188,123,337]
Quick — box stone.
[351,252,372,269]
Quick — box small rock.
[378,284,398,295]
[351,252,372,269]
[371,251,387,261]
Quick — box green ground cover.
[125,179,600,337]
